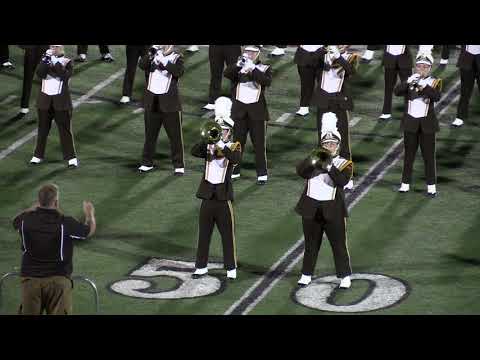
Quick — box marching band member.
[186,45,200,53]
[30,45,78,168]
[203,45,242,110]
[191,97,242,280]
[311,45,358,190]
[0,45,15,70]
[19,45,49,115]
[440,45,451,66]
[270,45,287,57]
[137,45,185,175]
[379,45,413,120]
[75,45,114,63]
[394,50,442,197]
[120,45,149,104]
[295,112,353,289]
[224,45,272,185]
[294,45,324,117]
[451,45,480,128]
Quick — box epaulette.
[229,141,242,152]
[432,78,443,91]
[339,160,353,171]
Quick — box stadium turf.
[0,45,479,314]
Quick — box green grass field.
[1,45,479,315]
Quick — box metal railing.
[0,272,99,314]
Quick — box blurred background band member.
[31,45,79,168]
[379,45,413,120]
[270,45,287,57]
[186,45,200,53]
[138,45,185,175]
[120,45,149,104]
[191,97,241,280]
[451,45,480,128]
[224,45,272,185]
[19,45,49,115]
[75,45,114,63]
[13,184,96,315]
[394,50,442,197]
[203,45,242,110]
[360,44,380,64]
[295,113,353,289]
[440,45,451,66]
[0,44,15,70]
[294,45,324,116]
[311,45,358,191]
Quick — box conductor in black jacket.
[30,45,78,168]
[137,45,185,175]
[394,50,442,197]
[224,45,272,185]
[295,112,353,289]
[451,45,480,128]
[191,97,242,280]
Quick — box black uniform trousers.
[402,129,436,185]
[122,45,147,98]
[34,106,76,160]
[142,108,184,168]
[302,209,351,278]
[77,45,110,56]
[383,67,412,114]
[0,44,9,64]
[196,198,236,270]
[297,65,316,107]
[441,45,450,60]
[208,46,241,104]
[21,47,45,108]
[457,63,480,121]
[233,116,268,177]
[317,107,352,160]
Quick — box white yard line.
[0,95,18,106]
[349,116,362,127]
[0,69,125,161]
[275,113,293,123]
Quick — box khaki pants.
[19,276,73,315]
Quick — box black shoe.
[75,56,87,63]
[426,192,437,198]
[257,180,267,185]
[101,54,115,63]
[360,58,372,64]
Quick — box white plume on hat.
[321,112,341,142]
[214,97,234,128]
[416,50,434,66]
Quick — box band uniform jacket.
[295,156,353,221]
[224,61,272,122]
[382,45,413,70]
[394,76,442,133]
[36,56,73,111]
[457,45,480,70]
[310,48,358,111]
[139,52,184,112]
[191,141,242,201]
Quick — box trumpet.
[200,120,222,144]
[309,147,333,170]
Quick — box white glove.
[216,140,226,149]
[407,73,421,84]
[245,59,256,71]
[46,49,54,57]
[326,164,333,172]
[207,144,215,154]
[330,46,341,60]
